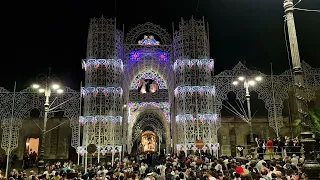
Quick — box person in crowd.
[257,140,264,160]
[266,138,273,155]
[272,138,278,155]
[293,138,301,157]
[291,154,299,166]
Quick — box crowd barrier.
[220,145,306,159]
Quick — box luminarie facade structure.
[80,16,219,157]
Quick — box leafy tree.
[308,108,320,133]
[292,108,320,136]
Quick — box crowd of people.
[0,134,318,179]
[0,150,311,180]
[22,151,38,169]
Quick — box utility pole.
[283,0,320,178]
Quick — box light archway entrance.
[127,110,170,155]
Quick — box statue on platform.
[138,78,158,94]
[141,131,157,152]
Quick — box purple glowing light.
[129,50,142,62]
[129,49,168,62]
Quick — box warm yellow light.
[238,76,245,81]
[248,80,256,86]
[52,84,60,89]
[39,88,45,93]
[232,81,239,85]
[255,76,262,81]
[57,89,63,94]
[32,84,40,89]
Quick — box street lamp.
[232,75,262,153]
[32,81,63,172]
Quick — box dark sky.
[2,0,320,91]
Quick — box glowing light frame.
[81,87,123,96]
[129,49,168,62]
[77,145,122,155]
[174,86,215,97]
[176,143,220,152]
[96,145,122,154]
[77,147,87,156]
[130,70,167,89]
[79,115,122,125]
[82,59,124,71]
[128,102,170,122]
[173,59,214,71]
[176,114,217,122]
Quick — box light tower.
[80,17,124,168]
[173,18,218,155]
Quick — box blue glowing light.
[156,51,168,62]
[129,50,142,62]
[129,49,168,62]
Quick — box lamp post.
[283,0,320,178]
[32,79,63,172]
[232,75,262,153]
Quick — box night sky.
[2,0,320,91]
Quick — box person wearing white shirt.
[256,160,266,173]
[205,170,216,180]
[267,167,275,179]
[140,163,146,175]
[157,164,166,179]
[291,154,299,166]
[215,163,222,172]
[144,173,154,180]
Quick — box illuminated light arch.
[125,22,172,45]
[130,69,167,89]
[127,110,171,154]
[128,102,170,122]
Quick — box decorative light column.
[80,16,124,168]
[283,0,320,178]
[32,76,63,172]
[81,60,124,166]
[174,59,218,155]
[2,82,18,178]
[172,18,218,155]
[232,75,262,152]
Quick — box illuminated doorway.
[25,137,39,154]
